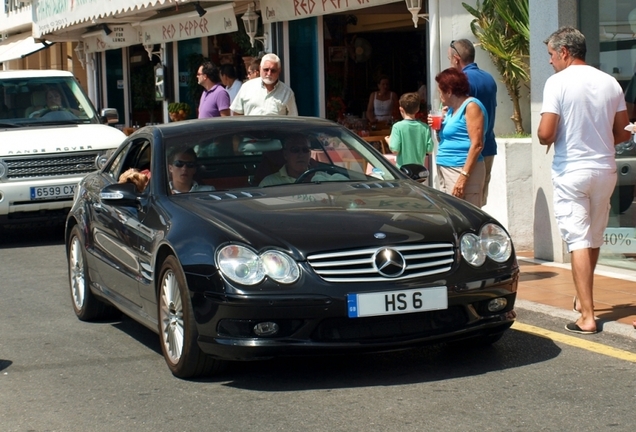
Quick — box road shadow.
[187,329,562,389]
[0,223,65,249]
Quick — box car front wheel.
[68,225,116,321]
[157,255,223,378]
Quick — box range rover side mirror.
[100,108,119,125]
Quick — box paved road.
[1,225,635,432]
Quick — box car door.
[88,137,153,308]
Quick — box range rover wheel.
[68,225,116,321]
[157,255,224,378]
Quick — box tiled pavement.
[516,252,636,332]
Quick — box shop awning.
[0,34,53,63]
[33,0,179,38]
[139,3,238,45]
[259,0,401,23]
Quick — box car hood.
[173,181,491,256]
[0,123,125,156]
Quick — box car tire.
[157,255,224,378]
[68,225,117,321]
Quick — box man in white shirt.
[537,26,631,335]
[220,64,242,104]
[230,53,298,116]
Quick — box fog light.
[253,321,279,336]
[487,298,507,312]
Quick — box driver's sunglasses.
[288,146,311,154]
[450,40,461,58]
[172,160,196,168]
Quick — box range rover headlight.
[0,160,6,179]
[460,223,512,267]
[217,245,264,285]
[95,150,114,169]
[261,250,300,284]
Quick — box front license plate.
[30,184,76,201]
[347,286,448,318]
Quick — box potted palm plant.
[463,0,530,134]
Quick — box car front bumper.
[191,272,518,361]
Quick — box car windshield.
[164,125,400,194]
[0,76,99,127]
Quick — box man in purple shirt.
[197,61,230,118]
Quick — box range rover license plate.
[347,286,447,318]
[30,184,76,201]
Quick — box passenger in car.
[168,147,215,194]
[259,134,347,186]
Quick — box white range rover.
[0,70,125,225]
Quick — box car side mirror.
[400,164,429,182]
[100,108,119,125]
[100,182,139,206]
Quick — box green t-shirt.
[388,119,433,168]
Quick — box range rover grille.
[3,153,99,179]
[307,243,455,283]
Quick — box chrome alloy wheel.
[69,235,86,310]
[159,270,185,364]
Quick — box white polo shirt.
[230,78,298,116]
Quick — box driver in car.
[259,134,347,186]
[29,89,80,118]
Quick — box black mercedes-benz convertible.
[65,116,518,378]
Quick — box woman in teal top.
[432,68,488,207]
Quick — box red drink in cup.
[430,111,443,131]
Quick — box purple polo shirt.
[198,84,230,118]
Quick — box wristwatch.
[460,170,470,178]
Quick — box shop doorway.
[323,5,429,122]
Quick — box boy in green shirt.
[385,92,433,168]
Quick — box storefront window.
[584,1,636,270]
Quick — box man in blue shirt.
[449,39,497,205]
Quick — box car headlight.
[95,150,115,169]
[217,245,264,285]
[460,223,512,267]
[216,245,300,286]
[460,233,486,266]
[261,250,300,284]
[480,223,512,262]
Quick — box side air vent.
[204,191,265,200]
[351,182,401,189]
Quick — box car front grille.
[2,153,98,179]
[306,243,455,283]
[312,306,467,342]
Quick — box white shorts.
[552,168,616,252]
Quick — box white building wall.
[529,0,579,263]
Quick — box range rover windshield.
[0,76,99,126]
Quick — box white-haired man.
[230,53,298,116]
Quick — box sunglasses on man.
[172,160,196,168]
[287,146,311,154]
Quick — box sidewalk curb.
[515,299,636,341]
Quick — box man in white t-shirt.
[538,26,631,335]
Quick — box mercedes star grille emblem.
[373,248,406,277]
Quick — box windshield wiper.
[0,122,20,128]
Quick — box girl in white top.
[366,76,398,123]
